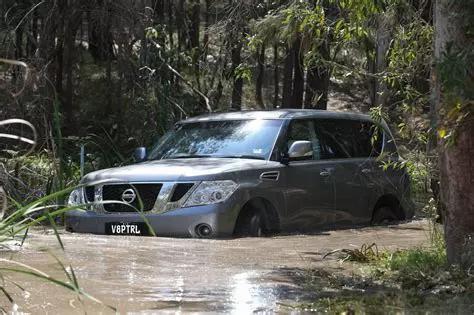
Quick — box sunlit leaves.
[145,27,159,40]
[234,63,252,82]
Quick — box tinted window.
[352,121,383,157]
[315,120,353,159]
[314,119,383,159]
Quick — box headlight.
[67,188,84,206]
[183,180,238,207]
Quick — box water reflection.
[230,271,278,314]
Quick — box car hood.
[82,158,274,183]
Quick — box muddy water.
[1,220,430,314]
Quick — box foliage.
[324,243,382,263]
[308,221,472,313]
[297,249,473,313]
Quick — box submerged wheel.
[372,206,399,225]
[235,210,265,237]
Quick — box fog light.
[196,224,212,237]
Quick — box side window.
[314,119,353,159]
[287,120,321,160]
[314,119,384,159]
[351,121,383,157]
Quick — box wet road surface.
[1,220,430,313]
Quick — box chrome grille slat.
[85,182,199,214]
[101,184,162,213]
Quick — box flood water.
[1,220,430,313]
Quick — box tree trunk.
[177,0,186,50]
[87,0,114,62]
[28,11,39,57]
[304,43,330,110]
[167,0,174,47]
[63,11,82,130]
[189,0,200,49]
[203,0,212,49]
[374,12,393,107]
[104,3,113,116]
[255,44,265,109]
[291,36,304,109]
[273,44,279,108]
[13,23,24,83]
[281,47,294,108]
[366,42,376,110]
[55,1,65,96]
[154,0,165,24]
[304,67,329,110]
[435,0,474,268]
[230,38,243,110]
[15,25,24,60]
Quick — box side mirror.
[134,147,147,162]
[287,141,313,161]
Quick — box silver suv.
[65,110,414,238]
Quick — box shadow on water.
[264,266,474,314]
[268,219,425,240]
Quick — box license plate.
[105,222,150,236]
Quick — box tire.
[235,210,265,237]
[371,206,399,225]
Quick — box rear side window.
[314,119,383,159]
[352,121,383,157]
[314,120,354,159]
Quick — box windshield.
[148,119,283,160]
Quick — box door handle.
[361,168,372,174]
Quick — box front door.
[282,119,336,232]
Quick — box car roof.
[180,109,372,123]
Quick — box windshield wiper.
[218,155,266,160]
[166,154,213,159]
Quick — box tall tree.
[189,0,200,49]
[434,0,474,268]
[255,44,265,108]
[273,44,279,107]
[304,43,330,110]
[230,36,244,110]
[281,47,294,108]
[290,35,304,108]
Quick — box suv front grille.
[102,184,162,213]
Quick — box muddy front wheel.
[372,206,399,225]
[235,210,265,237]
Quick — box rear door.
[314,119,373,224]
[283,119,336,231]
[351,120,385,220]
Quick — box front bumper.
[65,203,238,238]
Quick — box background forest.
[0,0,434,192]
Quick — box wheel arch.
[233,197,281,235]
[372,194,405,220]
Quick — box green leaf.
[438,129,447,139]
